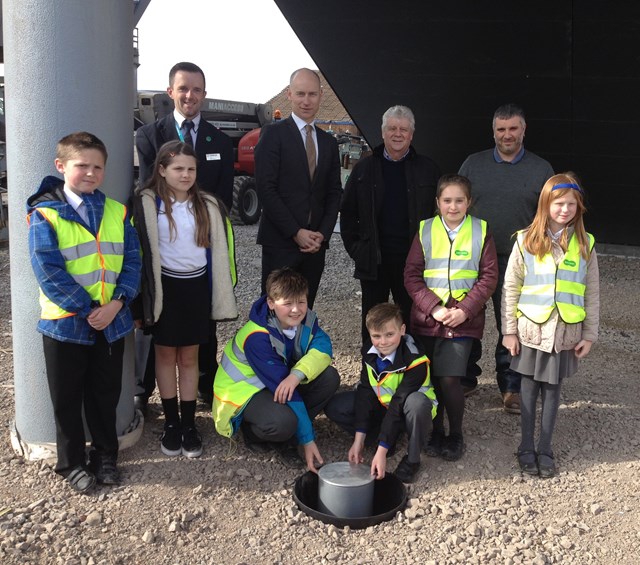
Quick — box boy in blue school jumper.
[213,268,339,473]
[27,132,141,493]
[325,303,436,483]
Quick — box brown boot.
[502,392,521,414]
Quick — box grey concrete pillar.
[4,0,142,459]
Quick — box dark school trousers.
[242,366,340,443]
[325,389,432,464]
[42,333,124,475]
[359,252,413,344]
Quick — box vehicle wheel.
[230,176,261,225]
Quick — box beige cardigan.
[501,229,599,353]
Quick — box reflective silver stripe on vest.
[377,385,395,398]
[556,291,585,307]
[232,339,249,364]
[59,240,125,261]
[522,272,556,285]
[267,310,317,361]
[557,269,585,284]
[421,216,483,271]
[220,353,265,390]
[470,216,483,264]
[425,258,450,269]
[424,276,478,290]
[71,269,119,287]
[518,294,553,306]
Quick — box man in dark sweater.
[459,103,554,413]
[340,105,440,342]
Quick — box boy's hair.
[144,140,211,248]
[266,268,309,301]
[365,303,404,332]
[56,132,108,163]
[436,173,472,199]
[169,61,206,88]
[523,171,591,260]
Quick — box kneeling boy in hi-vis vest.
[213,268,339,472]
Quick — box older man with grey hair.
[341,105,440,342]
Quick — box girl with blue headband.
[501,172,600,478]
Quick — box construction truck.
[135,91,271,224]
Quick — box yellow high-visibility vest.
[213,321,269,438]
[35,199,126,320]
[420,215,487,304]
[517,231,595,324]
[366,355,437,419]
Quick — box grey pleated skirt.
[510,344,579,385]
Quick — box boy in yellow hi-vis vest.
[325,303,436,483]
[27,132,141,494]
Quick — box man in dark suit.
[135,61,234,209]
[255,68,342,308]
[134,62,234,409]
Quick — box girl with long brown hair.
[133,141,237,459]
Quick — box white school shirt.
[157,198,206,276]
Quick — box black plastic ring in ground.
[293,470,407,529]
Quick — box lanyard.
[175,121,196,144]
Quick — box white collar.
[63,185,86,210]
[282,326,298,340]
[441,215,467,239]
[174,109,201,130]
[291,112,315,132]
[367,345,397,364]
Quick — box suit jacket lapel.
[160,114,179,143]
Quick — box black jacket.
[340,144,440,280]
[255,116,342,249]
[355,334,432,448]
[135,114,234,210]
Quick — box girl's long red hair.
[523,172,591,260]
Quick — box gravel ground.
[1,225,639,565]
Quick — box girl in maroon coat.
[404,174,498,460]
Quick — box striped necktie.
[181,120,194,147]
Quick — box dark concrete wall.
[275,1,640,246]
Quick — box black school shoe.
[537,453,556,478]
[394,455,421,483]
[88,451,120,485]
[517,450,539,476]
[64,465,97,494]
[161,422,182,456]
[441,433,465,461]
[181,426,203,458]
[425,429,446,457]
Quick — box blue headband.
[552,182,582,192]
